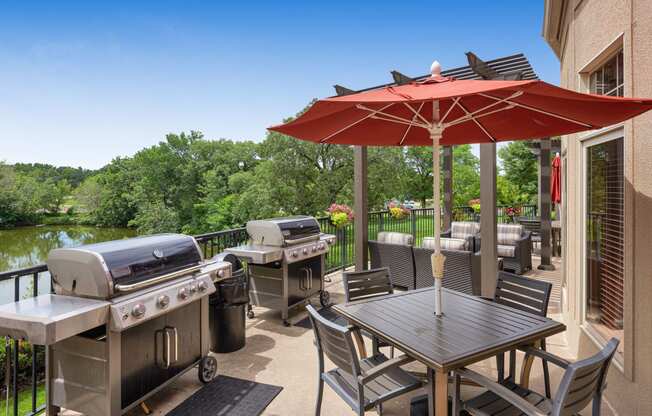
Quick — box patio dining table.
[333,287,566,416]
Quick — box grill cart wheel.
[319,290,331,308]
[247,305,255,319]
[198,356,218,384]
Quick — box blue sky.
[0,1,559,169]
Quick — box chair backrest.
[494,271,552,316]
[552,338,620,416]
[450,221,480,239]
[307,305,361,385]
[497,223,524,245]
[377,231,414,246]
[343,267,393,302]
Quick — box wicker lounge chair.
[368,232,416,290]
[441,221,480,252]
[413,237,480,295]
[477,224,532,274]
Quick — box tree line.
[1,121,539,234]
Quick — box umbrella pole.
[431,101,445,316]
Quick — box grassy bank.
[0,384,45,414]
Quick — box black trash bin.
[209,253,248,353]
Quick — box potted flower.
[388,201,410,220]
[468,198,481,221]
[327,203,354,228]
[504,206,522,223]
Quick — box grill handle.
[155,326,179,369]
[114,261,217,293]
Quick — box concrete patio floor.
[118,257,616,416]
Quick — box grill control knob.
[217,269,225,278]
[318,243,325,250]
[311,246,317,253]
[197,280,208,293]
[291,250,299,257]
[157,295,170,309]
[178,287,190,300]
[131,303,146,318]
[189,284,198,294]
[302,248,308,255]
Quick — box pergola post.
[354,145,369,271]
[443,146,453,232]
[480,143,498,297]
[538,139,555,270]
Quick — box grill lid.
[246,216,321,246]
[47,234,203,299]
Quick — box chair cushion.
[497,244,516,258]
[422,237,469,251]
[450,221,480,240]
[497,224,524,245]
[377,231,414,246]
[463,379,552,415]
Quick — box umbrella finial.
[430,60,442,77]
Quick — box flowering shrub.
[327,203,353,228]
[504,206,522,223]
[388,201,410,220]
[468,198,481,214]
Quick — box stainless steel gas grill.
[225,216,335,326]
[0,234,232,416]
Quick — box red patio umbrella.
[551,153,562,205]
[269,61,652,314]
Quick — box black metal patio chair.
[306,304,423,416]
[489,272,554,398]
[452,338,620,416]
[343,267,395,357]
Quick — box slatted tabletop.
[333,287,565,372]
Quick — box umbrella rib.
[457,100,496,142]
[478,93,594,128]
[319,103,395,143]
[399,102,425,145]
[445,104,515,128]
[441,91,524,128]
[356,104,423,126]
[439,97,461,124]
[403,102,432,127]
[370,115,429,128]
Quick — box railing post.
[411,209,417,241]
[340,228,347,270]
[379,212,384,232]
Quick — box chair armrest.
[454,368,548,416]
[358,354,414,384]
[516,230,531,243]
[441,230,452,238]
[517,346,570,369]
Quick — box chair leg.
[496,352,505,382]
[375,402,383,416]
[315,377,324,416]
[592,392,602,416]
[452,373,462,416]
[508,349,516,381]
[541,339,552,398]
[372,336,380,356]
[390,345,394,358]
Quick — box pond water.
[0,225,136,303]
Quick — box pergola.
[338,52,556,296]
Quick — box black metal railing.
[0,265,49,416]
[0,203,536,415]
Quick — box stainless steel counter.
[0,294,110,345]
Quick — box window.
[589,50,624,96]
[585,136,624,348]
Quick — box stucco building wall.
[545,0,652,414]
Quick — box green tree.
[497,141,538,204]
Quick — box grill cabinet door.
[121,301,202,409]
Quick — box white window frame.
[579,126,625,371]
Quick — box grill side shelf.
[0,294,110,345]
